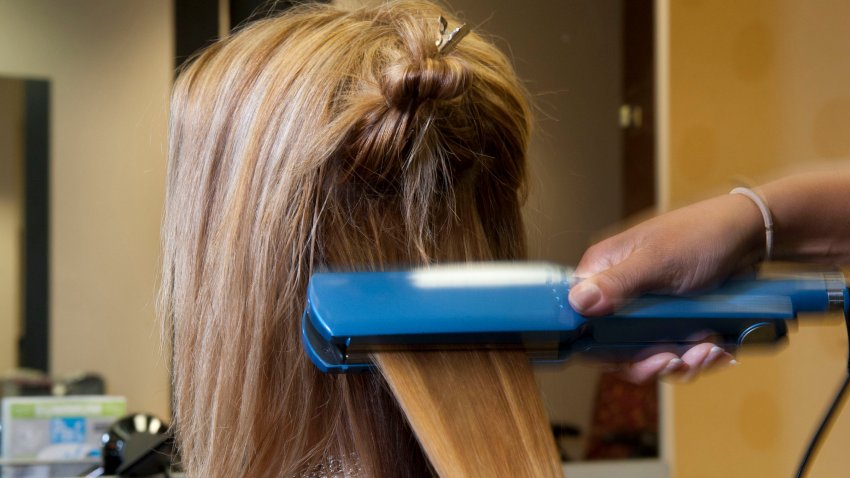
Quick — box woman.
[160,1,562,476]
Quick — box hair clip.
[435,16,470,55]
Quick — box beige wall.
[0,1,172,419]
[662,1,850,476]
[0,79,24,375]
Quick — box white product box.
[0,396,126,478]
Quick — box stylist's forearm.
[759,170,850,264]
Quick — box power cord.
[794,293,850,478]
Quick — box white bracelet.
[730,186,774,261]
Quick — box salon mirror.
[0,76,49,377]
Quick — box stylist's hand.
[569,193,765,383]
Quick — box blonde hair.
[160,1,561,476]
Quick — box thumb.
[568,251,663,316]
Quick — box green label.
[102,401,126,417]
[7,399,126,419]
[10,403,36,419]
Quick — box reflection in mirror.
[0,77,49,378]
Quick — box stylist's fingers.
[622,344,735,384]
[569,250,667,316]
[621,352,685,384]
[680,343,735,380]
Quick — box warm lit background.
[661,0,850,476]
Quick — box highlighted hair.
[160,1,561,476]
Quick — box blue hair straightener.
[301,262,849,373]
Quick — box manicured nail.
[660,358,685,376]
[729,359,739,366]
[569,282,602,312]
[702,346,724,369]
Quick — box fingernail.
[702,346,724,369]
[569,282,602,312]
[729,359,739,366]
[660,358,685,376]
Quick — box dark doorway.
[621,0,656,217]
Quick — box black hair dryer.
[83,413,178,477]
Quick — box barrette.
[435,16,470,55]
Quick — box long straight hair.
[160,1,562,476]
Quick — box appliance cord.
[794,297,850,478]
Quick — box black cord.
[794,300,850,478]
[795,373,850,477]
